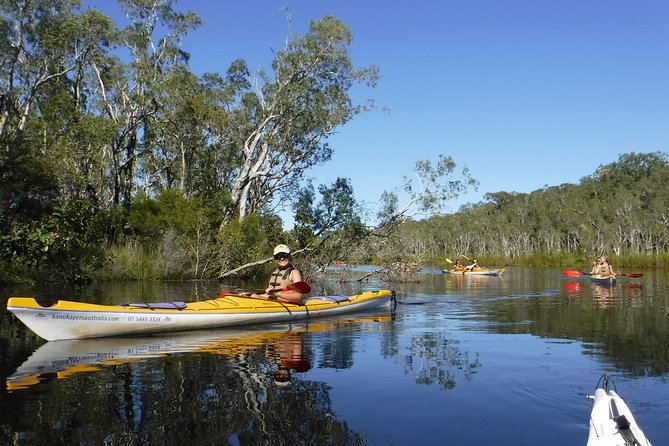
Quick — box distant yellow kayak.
[7,290,395,341]
[442,268,505,276]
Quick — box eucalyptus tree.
[0,1,116,220]
[219,15,380,225]
[325,155,477,266]
[143,68,213,195]
[0,0,106,137]
[291,177,367,272]
[89,0,202,208]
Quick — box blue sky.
[85,0,669,217]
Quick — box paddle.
[219,281,311,298]
[563,270,643,278]
[281,281,312,294]
[445,258,453,264]
[563,270,585,277]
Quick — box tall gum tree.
[90,0,202,208]
[0,0,114,138]
[0,0,117,228]
[220,15,379,227]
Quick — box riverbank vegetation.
[362,152,669,271]
[1,2,666,285]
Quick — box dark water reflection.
[1,267,669,445]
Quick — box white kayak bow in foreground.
[587,375,652,446]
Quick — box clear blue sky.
[85,0,669,216]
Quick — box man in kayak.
[466,259,481,271]
[252,244,306,304]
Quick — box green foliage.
[292,178,369,271]
[293,178,361,242]
[96,240,161,281]
[127,192,168,243]
[120,189,236,279]
[128,190,218,243]
[0,199,108,283]
[381,152,669,265]
[0,139,60,233]
[217,214,284,279]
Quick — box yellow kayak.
[6,290,394,341]
[442,268,505,276]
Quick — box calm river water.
[1,266,668,445]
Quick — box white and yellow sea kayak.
[442,268,505,276]
[7,290,395,341]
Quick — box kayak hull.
[7,290,394,341]
[442,268,505,276]
[587,380,652,446]
[590,275,616,286]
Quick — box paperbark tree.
[0,0,117,227]
[90,0,202,208]
[219,15,379,226]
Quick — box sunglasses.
[274,253,290,260]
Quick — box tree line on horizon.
[367,151,669,268]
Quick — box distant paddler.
[466,259,481,271]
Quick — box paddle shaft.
[563,270,643,278]
[219,281,311,299]
[580,272,644,278]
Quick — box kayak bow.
[587,375,652,446]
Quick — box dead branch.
[217,246,310,279]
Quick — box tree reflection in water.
[2,311,483,444]
[401,332,480,389]
[2,324,365,445]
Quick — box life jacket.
[599,263,612,277]
[268,265,298,291]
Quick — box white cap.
[273,244,291,255]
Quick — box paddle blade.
[563,270,583,277]
[445,258,453,264]
[285,281,311,294]
[622,273,643,278]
